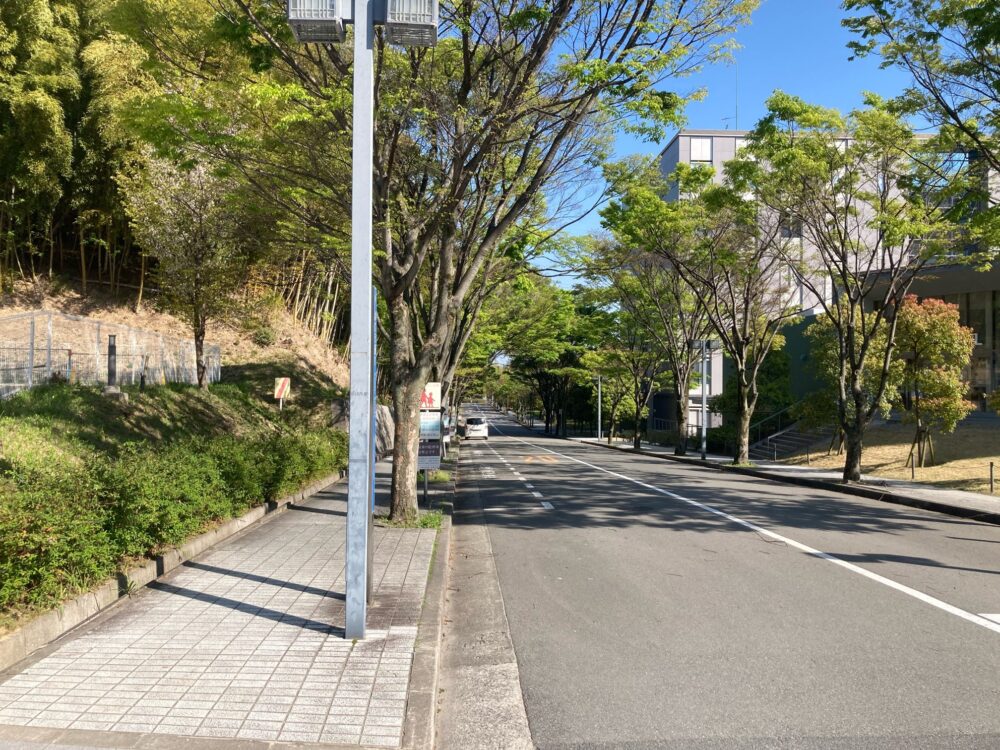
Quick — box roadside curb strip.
[574,437,1000,527]
[402,450,456,750]
[0,469,346,674]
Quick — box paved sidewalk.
[0,467,435,748]
[569,435,1000,521]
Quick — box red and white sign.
[274,377,291,400]
[420,382,441,410]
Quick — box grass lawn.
[785,422,1000,495]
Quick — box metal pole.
[46,313,52,382]
[27,316,35,388]
[345,0,376,640]
[701,341,708,461]
[107,335,117,387]
[597,376,602,442]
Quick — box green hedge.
[0,429,347,615]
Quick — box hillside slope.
[1,277,349,389]
[0,277,353,633]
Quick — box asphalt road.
[461,407,1000,749]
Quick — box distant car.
[464,416,488,440]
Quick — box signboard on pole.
[418,436,442,470]
[274,377,291,410]
[420,382,441,410]
[418,381,443,470]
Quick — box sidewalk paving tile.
[0,478,436,749]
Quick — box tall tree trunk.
[390,374,422,522]
[79,227,88,294]
[135,252,146,312]
[673,377,689,456]
[734,376,753,464]
[843,426,863,482]
[194,309,208,389]
[388,297,426,522]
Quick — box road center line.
[492,425,1000,637]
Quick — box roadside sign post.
[418,382,443,507]
[273,377,291,411]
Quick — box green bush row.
[0,429,347,615]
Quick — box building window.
[690,137,712,164]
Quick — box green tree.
[894,295,976,466]
[738,92,992,481]
[122,159,273,386]
[581,348,630,443]
[592,165,711,454]
[844,0,1000,183]
[802,311,902,456]
[121,0,758,520]
[604,164,799,464]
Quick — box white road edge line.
[981,614,1000,625]
[540,501,554,510]
[492,425,1000,637]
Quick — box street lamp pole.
[345,0,376,640]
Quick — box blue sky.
[566,0,915,239]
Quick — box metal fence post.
[95,322,102,383]
[27,315,35,388]
[107,335,117,387]
[46,313,52,382]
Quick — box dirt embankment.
[1,278,349,387]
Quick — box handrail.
[748,400,803,432]
[749,400,804,445]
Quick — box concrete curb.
[574,437,1000,526]
[0,469,346,674]
[402,449,457,750]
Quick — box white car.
[464,416,489,440]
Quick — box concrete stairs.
[748,424,828,462]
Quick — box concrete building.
[649,128,1000,437]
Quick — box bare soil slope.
[1,277,349,387]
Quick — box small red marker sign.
[274,377,290,401]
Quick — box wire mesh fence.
[0,311,221,399]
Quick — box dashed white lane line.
[540,501,554,510]
[525,483,535,489]
[492,426,1000,637]
[531,491,543,499]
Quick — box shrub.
[97,441,230,559]
[0,466,114,612]
[0,409,348,621]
